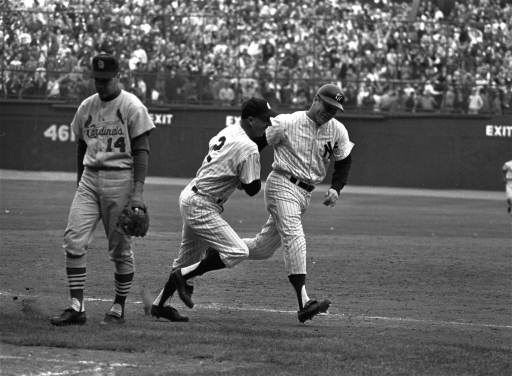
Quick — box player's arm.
[239,150,262,196]
[72,107,87,187]
[330,153,352,194]
[252,116,282,151]
[76,138,87,186]
[323,153,352,207]
[130,131,151,207]
[263,117,287,146]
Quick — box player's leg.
[155,186,208,307]
[170,197,249,308]
[266,172,330,322]
[100,170,134,324]
[243,214,282,260]
[266,176,308,306]
[150,220,198,322]
[170,215,207,297]
[154,222,200,308]
[506,181,512,214]
[51,169,101,325]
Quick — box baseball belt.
[289,176,315,192]
[191,185,225,204]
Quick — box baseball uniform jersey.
[172,123,261,269]
[64,90,155,272]
[245,111,354,274]
[72,90,155,169]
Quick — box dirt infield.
[0,175,510,375]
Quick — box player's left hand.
[128,193,145,210]
[117,203,150,237]
[322,188,339,207]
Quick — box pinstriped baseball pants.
[243,171,311,274]
[172,183,249,269]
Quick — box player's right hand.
[265,123,287,145]
[322,188,339,207]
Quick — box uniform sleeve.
[71,102,86,140]
[127,100,156,139]
[238,148,261,184]
[265,115,288,145]
[333,122,354,161]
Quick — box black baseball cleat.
[171,269,194,308]
[297,299,331,323]
[151,304,189,322]
[50,308,87,326]
[100,311,125,325]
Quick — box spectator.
[418,91,437,112]
[440,84,456,113]
[468,87,484,114]
[405,90,418,112]
[164,67,184,103]
[2,0,511,114]
[218,80,235,105]
[22,67,49,98]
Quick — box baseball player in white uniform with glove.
[244,83,354,323]
[51,53,155,326]
[150,98,277,322]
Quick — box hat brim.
[318,94,344,112]
[266,109,279,118]
[91,71,118,79]
[255,108,279,120]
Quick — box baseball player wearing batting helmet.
[50,53,155,326]
[150,98,277,321]
[242,83,354,323]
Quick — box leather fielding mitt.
[117,204,149,237]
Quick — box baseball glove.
[117,204,149,237]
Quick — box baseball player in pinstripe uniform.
[150,97,277,321]
[502,160,512,214]
[51,53,155,326]
[243,83,354,323]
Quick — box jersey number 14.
[106,136,126,152]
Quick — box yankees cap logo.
[317,84,345,111]
[98,60,105,70]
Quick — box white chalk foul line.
[2,290,511,330]
[0,355,139,376]
[197,302,512,330]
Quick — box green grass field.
[1,173,511,375]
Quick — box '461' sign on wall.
[43,124,76,142]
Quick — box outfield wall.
[1,100,510,190]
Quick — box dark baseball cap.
[241,97,278,119]
[317,84,345,112]
[91,53,119,79]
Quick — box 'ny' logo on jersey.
[323,141,338,159]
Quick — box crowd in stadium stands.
[2,0,511,114]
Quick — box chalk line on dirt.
[2,290,510,330]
